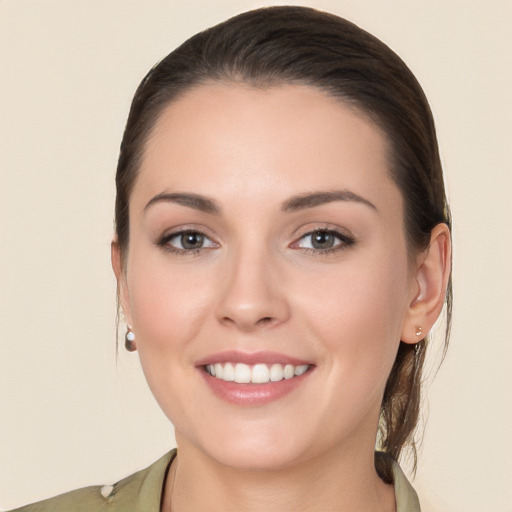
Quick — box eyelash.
[156,227,355,256]
[292,228,355,255]
[157,229,216,256]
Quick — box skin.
[112,83,451,511]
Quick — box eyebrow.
[143,189,377,216]
[281,190,377,212]
[143,192,221,214]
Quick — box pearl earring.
[125,327,136,352]
[415,326,423,337]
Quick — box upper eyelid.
[157,229,219,255]
[300,229,346,239]
[290,226,356,249]
[157,225,217,241]
[155,224,354,247]
[159,229,217,245]
[292,223,354,240]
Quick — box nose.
[216,246,290,332]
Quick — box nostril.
[221,315,276,330]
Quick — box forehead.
[135,82,399,213]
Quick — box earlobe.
[401,223,451,344]
[111,240,132,325]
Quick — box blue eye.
[296,229,354,252]
[159,230,217,253]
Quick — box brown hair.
[115,5,452,482]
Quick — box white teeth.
[234,363,251,383]
[223,362,235,382]
[294,364,309,376]
[205,362,310,384]
[269,363,284,381]
[283,364,294,379]
[251,364,270,383]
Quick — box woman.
[11,6,451,511]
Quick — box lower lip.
[199,368,312,406]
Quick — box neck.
[161,439,395,512]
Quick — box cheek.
[124,253,218,424]
[126,253,214,358]
[302,256,407,331]
[295,251,410,379]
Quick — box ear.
[401,223,451,344]
[111,240,133,326]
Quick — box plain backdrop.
[1,1,511,510]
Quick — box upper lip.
[195,350,312,367]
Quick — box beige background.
[1,1,511,510]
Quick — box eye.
[294,229,354,252]
[159,229,217,253]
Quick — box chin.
[207,440,309,472]
[177,418,316,471]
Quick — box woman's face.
[116,83,419,470]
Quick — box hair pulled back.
[115,5,452,482]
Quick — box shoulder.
[8,485,107,512]
[389,456,422,512]
[375,451,422,512]
[8,450,176,512]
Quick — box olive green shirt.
[10,450,421,511]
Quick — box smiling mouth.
[204,362,310,384]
